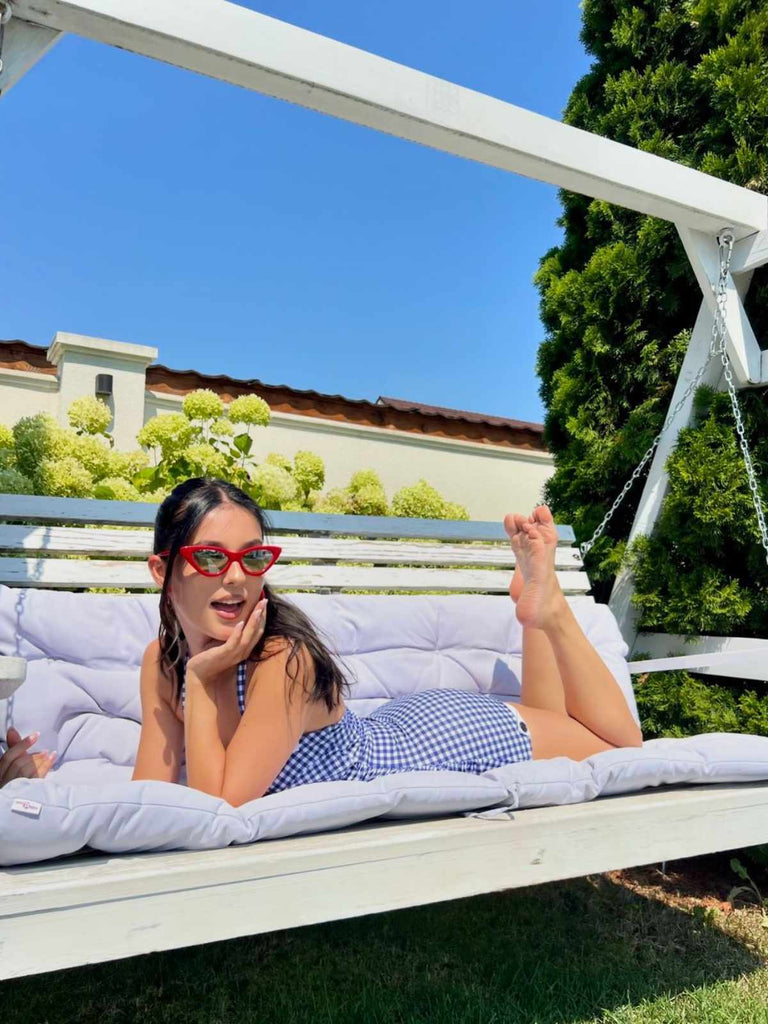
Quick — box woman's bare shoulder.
[252,636,315,689]
[256,634,293,661]
[260,635,312,664]
[142,636,161,659]
[141,638,176,705]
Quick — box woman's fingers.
[3,750,54,783]
[1,730,39,767]
[0,731,52,786]
[189,596,268,681]
[30,751,55,777]
[241,596,267,646]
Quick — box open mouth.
[211,599,245,621]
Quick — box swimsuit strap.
[180,656,247,715]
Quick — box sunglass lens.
[192,548,229,573]
[241,550,274,573]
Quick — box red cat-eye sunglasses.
[157,544,282,577]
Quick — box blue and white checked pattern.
[180,656,533,795]
[266,687,533,795]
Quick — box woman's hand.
[0,727,56,787]
[186,594,268,687]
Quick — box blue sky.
[0,1,591,424]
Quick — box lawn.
[4,851,768,1024]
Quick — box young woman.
[0,477,642,798]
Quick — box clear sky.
[0,1,591,425]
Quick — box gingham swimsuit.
[180,659,533,796]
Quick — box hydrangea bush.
[0,392,468,520]
[68,395,113,438]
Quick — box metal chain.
[579,230,768,569]
[0,0,11,78]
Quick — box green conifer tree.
[536,2,768,867]
[536,0,768,632]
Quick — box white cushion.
[1,586,766,866]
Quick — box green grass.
[5,856,768,1024]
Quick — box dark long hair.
[154,477,351,713]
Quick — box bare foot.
[508,516,564,629]
[504,506,558,603]
[530,505,559,558]
[503,513,528,602]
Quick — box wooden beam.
[0,14,61,95]
[10,0,768,238]
[730,229,768,274]
[608,300,724,648]
[629,632,768,682]
[677,226,763,385]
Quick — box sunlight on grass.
[5,862,768,1023]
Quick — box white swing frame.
[1,0,768,980]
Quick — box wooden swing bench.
[2,0,768,981]
[0,491,767,979]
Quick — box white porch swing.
[1,0,768,981]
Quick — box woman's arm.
[182,664,226,798]
[223,639,311,805]
[180,597,266,801]
[132,639,184,783]
[184,638,311,806]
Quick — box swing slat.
[0,556,592,594]
[0,495,590,594]
[628,633,768,682]
[0,524,585,567]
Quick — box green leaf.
[132,467,157,486]
[233,433,252,455]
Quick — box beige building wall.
[48,333,158,451]
[0,369,59,423]
[0,332,157,451]
[147,393,553,521]
[0,332,554,522]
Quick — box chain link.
[579,230,768,570]
[0,1,12,78]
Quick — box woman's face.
[153,501,268,653]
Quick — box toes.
[533,504,554,525]
[503,513,528,540]
[521,521,542,542]
[503,513,517,538]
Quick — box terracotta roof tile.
[0,340,546,449]
[376,396,543,434]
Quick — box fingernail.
[29,731,40,743]
[49,750,57,761]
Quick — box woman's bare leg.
[509,509,643,749]
[506,514,567,717]
[522,627,568,717]
[542,599,642,747]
